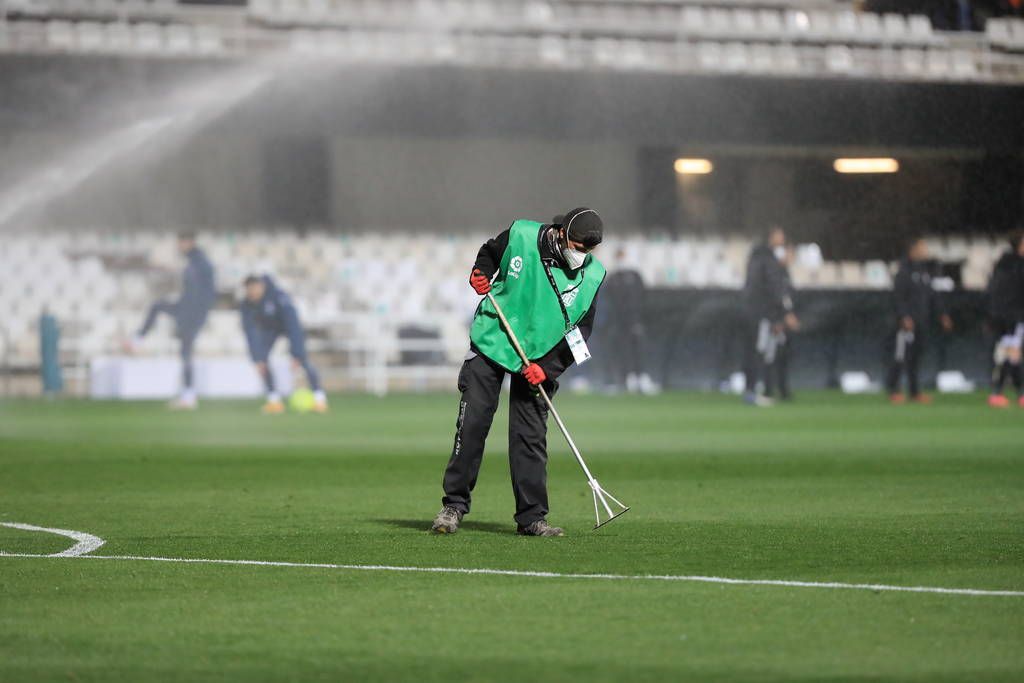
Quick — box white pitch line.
[0,522,105,557]
[0,551,1021,598]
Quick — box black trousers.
[764,340,791,400]
[607,323,645,388]
[743,317,791,399]
[742,318,760,394]
[441,354,557,527]
[886,329,925,397]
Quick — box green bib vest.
[470,220,606,371]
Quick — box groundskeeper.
[431,208,605,537]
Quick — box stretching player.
[240,274,327,414]
[986,232,1024,408]
[126,232,216,410]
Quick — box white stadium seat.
[45,19,75,48]
[907,15,932,42]
[132,21,162,52]
[951,50,976,78]
[926,49,952,78]
[857,12,883,42]
[733,9,757,37]
[75,20,105,50]
[826,44,854,73]
[757,9,783,38]
[164,24,194,53]
[901,47,925,74]
[882,14,908,42]
[721,41,749,71]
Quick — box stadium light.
[833,158,899,174]
[674,158,713,175]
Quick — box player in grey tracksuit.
[129,232,216,408]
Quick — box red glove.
[522,363,546,386]
[469,268,491,295]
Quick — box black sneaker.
[431,505,463,534]
[516,519,565,537]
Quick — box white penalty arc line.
[2,522,1021,598]
[0,522,106,557]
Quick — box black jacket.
[744,244,793,323]
[892,258,944,326]
[471,225,600,381]
[603,268,646,332]
[988,251,1024,323]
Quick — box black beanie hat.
[562,207,603,249]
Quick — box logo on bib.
[561,289,579,307]
[509,256,524,279]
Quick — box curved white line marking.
[0,550,1020,597]
[1,522,106,557]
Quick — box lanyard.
[542,260,584,333]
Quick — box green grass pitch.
[1,391,1023,682]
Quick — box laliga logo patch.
[509,256,524,279]
[561,289,579,307]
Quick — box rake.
[486,292,630,529]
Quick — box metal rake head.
[589,479,630,530]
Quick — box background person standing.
[603,246,656,394]
[126,232,216,410]
[743,227,800,405]
[986,231,1024,407]
[763,245,799,401]
[886,237,953,404]
[431,208,605,537]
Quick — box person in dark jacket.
[886,237,953,404]
[431,208,604,537]
[127,232,216,409]
[240,274,327,414]
[742,227,800,405]
[986,231,1024,408]
[603,246,656,394]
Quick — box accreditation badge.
[565,327,591,365]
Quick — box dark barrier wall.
[2,56,1021,236]
[588,289,994,391]
[3,58,1022,150]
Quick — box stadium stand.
[0,230,1009,382]
[2,0,1024,81]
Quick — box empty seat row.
[250,0,936,47]
[986,17,1024,51]
[5,18,227,53]
[1,16,1016,84]
[3,0,175,20]
[1,230,1012,371]
[280,29,984,82]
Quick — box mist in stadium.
[2,0,1024,680]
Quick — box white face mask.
[562,244,587,270]
[773,245,787,261]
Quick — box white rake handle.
[485,292,598,484]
